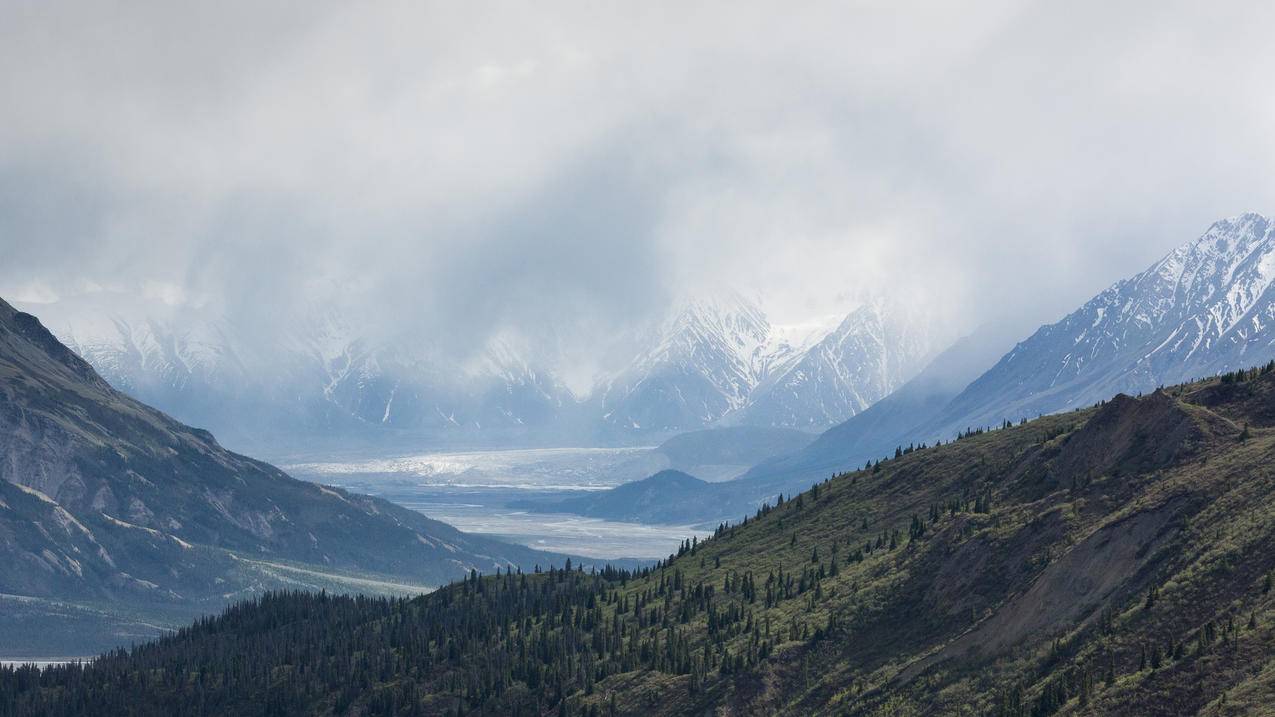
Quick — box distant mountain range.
[22,292,943,453]
[0,297,576,654]
[922,212,1275,437]
[599,294,940,433]
[554,212,1275,525]
[23,295,584,454]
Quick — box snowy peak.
[601,294,935,433]
[599,292,776,431]
[930,212,1275,435]
[736,299,938,429]
[21,297,581,447]
[647,292,772,390]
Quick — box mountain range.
[0,297,576,655]
[22,292,943,454]
[548,213,1275,526]
[921,212,1275,437]
[599,294,940,433]
[24,295,584,455]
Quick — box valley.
[283,446,713,559]
[6,7,1274,713]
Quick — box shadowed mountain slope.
[0,297,569,654]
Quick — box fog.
[4,1,1275,382]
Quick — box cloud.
[3,0,1275,377]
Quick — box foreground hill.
[0,298,567,655]
[7,363,1275,714]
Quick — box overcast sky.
[4,1,1275,377]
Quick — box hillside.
[0,298,569,655]
[533,470,717,524]
[7,364,1275,714]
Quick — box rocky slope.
[0,297,568,654]
[926,212,1275,437]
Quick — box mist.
[4,0,1275,381]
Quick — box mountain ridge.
[546,214,1275,527]
[0,297,576,654]
[922,212,1275,439]
[26,291,941,452]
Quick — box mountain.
[597,294,796,432]
[725,322,1026,494]
[600,294,939,434]
[25,295,583,454]
[12,365,1275,714]
[722,212,1275,523]
[734,300,939,429]
[926,212,1275,438]
[0,297,571,655]
[541,470,717,524]
[650,426,813,482]
[27,291,932,452]
[539,326,1014,526]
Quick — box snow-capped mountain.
[24,295,581,452]
[598,294,938,432]
[927,212,1275,435]
[22,289,944,447]
[736,300,939,429]
[597,294,781,432]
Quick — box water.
[285,447,710,560]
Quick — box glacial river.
[285,446,711,560]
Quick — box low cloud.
[3,0,1275,377]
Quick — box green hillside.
[5,365,1275,716]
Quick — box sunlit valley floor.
[283,447,713,560]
